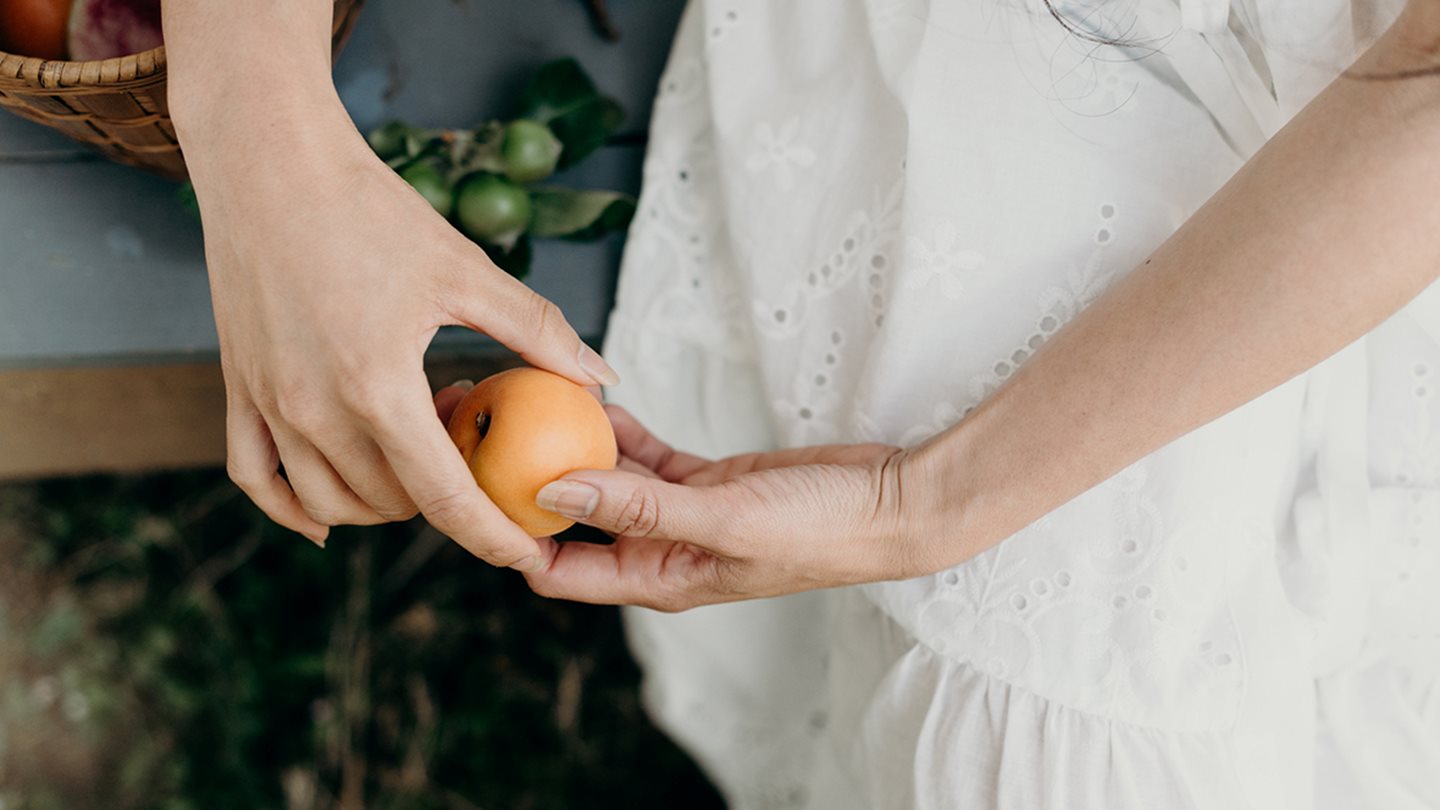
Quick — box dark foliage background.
[0,471,722,810]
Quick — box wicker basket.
[0,0,364,179]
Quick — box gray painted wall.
[0,0,687,368]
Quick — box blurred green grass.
[0,472,722,810]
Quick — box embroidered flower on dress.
[746,118,817,191]
[905,222,985,300]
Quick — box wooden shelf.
[0,0,685,478]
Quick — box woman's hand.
[513,406,951,610]
[181,99,616,567]
[503,0,1440,598]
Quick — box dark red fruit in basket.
[67,0,162,61]
[0,0,73,59]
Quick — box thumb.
[535,469,728,545]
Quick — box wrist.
[176,90,375,208]
[172,79,354,163]
[164,5,344,165]
[896,433,986,574]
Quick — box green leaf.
[549,97,624,168]
[518,58,601,124]
[485,235,533,279]
[529,187,636,240]
[517,59,624,167]
[176,182,200,222]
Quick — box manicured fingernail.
[450,379,475,391]
[536,480,600,519]
[510,555,546,573]
[305,531,327,549]
[578,346,621,387]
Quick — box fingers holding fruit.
[184,59,635,560]
[301,428,420,522]
[222,389,330,546]
[266,424,389,528]
[519,411,920,609]
[432,379,475,425]
[444,368,617,537]
[373,375,547,569]
[444,268,619,389]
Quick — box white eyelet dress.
[599,1,1437,808]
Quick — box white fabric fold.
[604,2,1432,807]
[1181,0,1231,33]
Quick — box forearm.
[916,4,1440,560]
[162,0,354,181]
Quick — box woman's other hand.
[519,406,961,610]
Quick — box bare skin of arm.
[912,0,1440,566]
[520,1,1440,608]
[162,2,617,568]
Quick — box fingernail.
[450,379,475,391]
[305,531,327,549]
[536,480,600,519]
[578,346,621,387]
[510,555,546,573]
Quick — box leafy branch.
[365,58,637,278]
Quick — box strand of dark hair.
[1043,0,1440,80]
[1042,0,1124,45]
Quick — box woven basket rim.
[0,0,357,93]
[0,46,168,92]
[0,44,166,72]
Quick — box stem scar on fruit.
[446,368,616,537]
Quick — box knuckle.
[648,590,698,613]
[527,576,563,601]
[332,347,374,381]
[225,459,264,494]
[613,487,662,538]
[302,506,342,527]
[524,293,564,339]
[485,549,533,569]
[373,502,419,522]
[306,503,384,528]
[341,378,399,424]
[271,381,327,433]
[416,488,478,530]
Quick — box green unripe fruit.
[500,119,563,184]
[400,162,455,218]
[456,174,532,247]
[368,121,419,161]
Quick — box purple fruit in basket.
[66,0,162,61]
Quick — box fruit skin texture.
[0,0,72,59]
[447,368,617,537]
[500,119,563,184]
[455,173,532,247]
[367,121,418,161]
[400,162,455,218]
[67,0,162,61]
